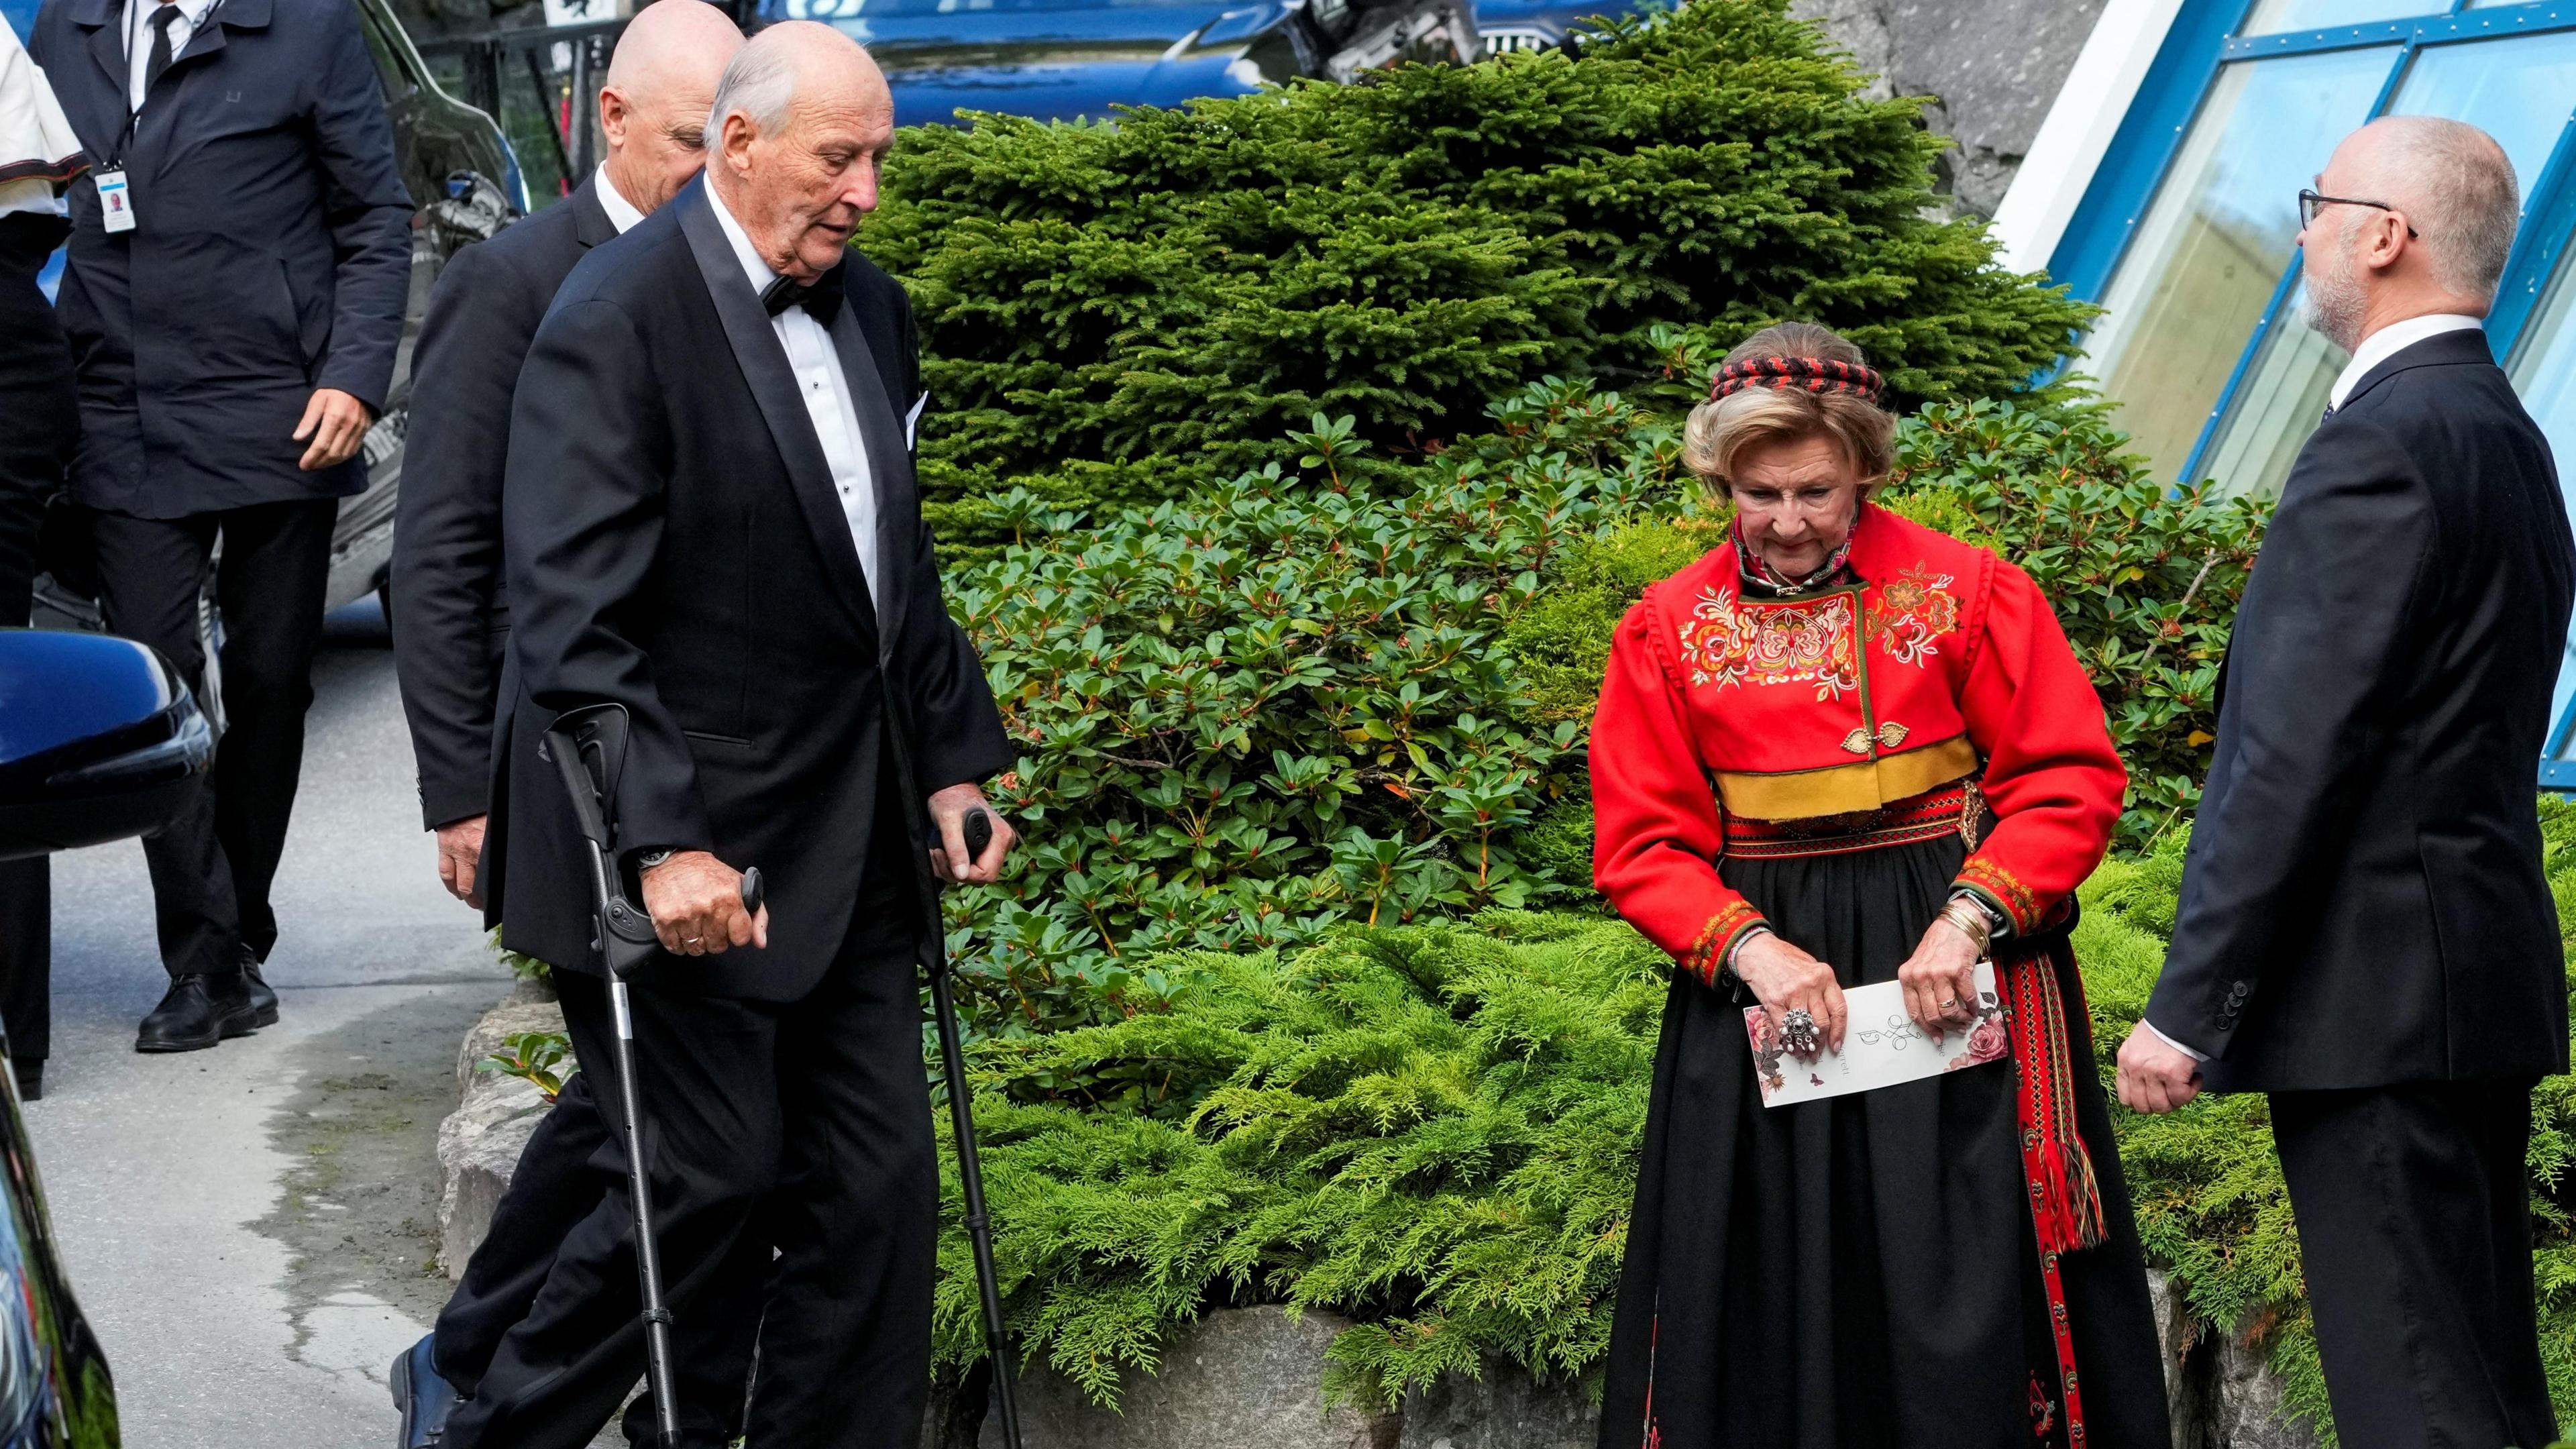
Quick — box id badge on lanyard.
[96,168,134,232]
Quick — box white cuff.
[2144,1019,2208,1063]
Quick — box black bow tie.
[760,266,845,324]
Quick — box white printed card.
[1745,961,2004,1107]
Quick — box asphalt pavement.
[27,600,519,1448]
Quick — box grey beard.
[2302,246,2367,354]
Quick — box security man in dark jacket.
[2121,117,2575,1449]
[28,0,411,1051]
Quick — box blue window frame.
[2043,0,2576,787]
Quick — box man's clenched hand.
[639,850,770,957]
[435,814,488,908]
[927,783,1016,885]
[294,387,373,471]
[2116,1020,2204,1115]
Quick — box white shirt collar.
[2329,313,2483,411]
[125,0,219,60]
[592,163,646,235]
[705,180,782,296]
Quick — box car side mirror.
[0,629,212,861]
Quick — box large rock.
[436,989,573,1277]
[980,1307,1399,1449]
[1788,0,2106,217]
[2149,1270,2324,1449]
[1399,1362,1594,1449]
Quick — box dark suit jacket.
[29,0,411,519]
[496,177,1005,1002]
[2149,327,2575,1092]
[392,178,616,842]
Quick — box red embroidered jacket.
[1591,504,2126,983]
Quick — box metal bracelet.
[1938,896,1992,957]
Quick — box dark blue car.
[0,627,217,1447]
[761,0,1629,127]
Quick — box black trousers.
[87,498,337,975]
[0,211,76,1065]
[435,1054,765,1446]
[2271,1081,2559,1449]
[434,1066,614,1389]
[443,861,936,1449]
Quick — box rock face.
[1788,0,2104,218]
[1399,1363,1595,1449]
[977,1308,1399,1449]
[435,987,572,1278]
[2149,1270,2324,1449]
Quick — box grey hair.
[704,34,798,142]
[2373,115,2521,301]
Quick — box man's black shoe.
[392,1334,459,1447]
[134,973,261,1053]
[11,1061,38,1103]
[239,951,281,1028]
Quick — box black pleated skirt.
[1596,833,2171,1449]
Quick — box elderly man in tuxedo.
[2118,116,2574,1448]
[385,5,749,1444]
[444,22,1015,1449]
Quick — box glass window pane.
[2078,48,2400,483]
[2510,254,2576,747]
[2196,32,2576,498]
[2241,0,2440,32]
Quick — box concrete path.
[27,601,516,1448]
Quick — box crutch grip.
[740,866,765,917]
[963,807,994,860]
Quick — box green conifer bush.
[869,0,2094,554]
[931,912,1662,1407]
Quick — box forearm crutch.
[545,703,763,1449]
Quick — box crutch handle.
[963,807,994,860]
[739,865,765,917]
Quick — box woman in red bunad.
[1591,323,2169,1449]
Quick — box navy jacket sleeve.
[2147,415,2436,1058]
[502,293,712,859]
[390,240,537,828]
[306,0,411,413]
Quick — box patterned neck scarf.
[1732,511,1861,598]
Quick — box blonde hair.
[1682,323,1898,497]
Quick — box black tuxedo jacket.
[495,177,1008,1001]
[2150,328,2575,1091]
[392,178,617,849]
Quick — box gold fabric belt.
[1711,735,1978,821]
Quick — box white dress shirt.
[707,186,880,618]
[2327,313,2484,412]
[592,162,645,235]
[122,0,219,112]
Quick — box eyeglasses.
[2298,189,2419,238]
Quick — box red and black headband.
[1709,354,1886,405]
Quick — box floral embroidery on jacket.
[1681,900,1766,987]
[1957,857,2042,934]
[1674,587,1860,700]
[1868,565,1961,667]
